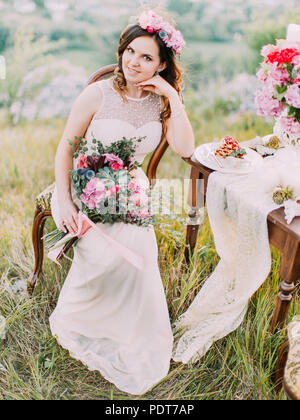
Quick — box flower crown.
[136,10,185,55]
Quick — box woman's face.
[122,35,166,83]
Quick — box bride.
[49,9,194,395]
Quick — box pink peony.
[256,68,268,83]
[279,117,300,135]
[80,177,106,209]
[268,63,290,86]
[255,87,285,117]
[285,84,300,108]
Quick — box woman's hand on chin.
[136,74,177,99]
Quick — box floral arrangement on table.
[255,41,300,147]
[272,184,294,205]
[44,136,154,257]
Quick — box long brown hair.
[113,23,184,141]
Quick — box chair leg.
[270,275,297,333]
[184,219,200,263]
[27,207,52,295]
[275,340,289,393]
[184,167,203,265]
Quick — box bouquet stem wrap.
[47,211,144,271]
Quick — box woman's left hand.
[136,74,177,99]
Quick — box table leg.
[271,282,296,332]
[184,167,204,263]
[271,237,299,332]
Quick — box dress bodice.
[83,78,163,165]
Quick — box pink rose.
[110,162,123,171]
[77,155,88,169]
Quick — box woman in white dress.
[49,9,194,395]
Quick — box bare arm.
[54,83,103,233]
[136,76,195,158]
[165,92,195,158]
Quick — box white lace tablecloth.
[172,147,300,364]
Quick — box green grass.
[0,111,298,400]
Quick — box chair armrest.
[35,182,55,212]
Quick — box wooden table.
[183,156,300,332]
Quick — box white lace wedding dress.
[50,78,173,395]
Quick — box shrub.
[0,25,10,53]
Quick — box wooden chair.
[275,316,300,400]
[27,64,169,295]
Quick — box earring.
[154,71,160,76]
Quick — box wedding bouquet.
[255,42,300,145]
[44,136,154,258]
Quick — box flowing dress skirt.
[49,186,173,395]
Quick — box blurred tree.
[0,25,66,111]
[244,19,288,73]
[33,0,46,9]
[168,0,194,16]
[0,26,10,53]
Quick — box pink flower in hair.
[137,10,185,54]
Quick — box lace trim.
[91,78,162,129]
[172,151,300,363]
